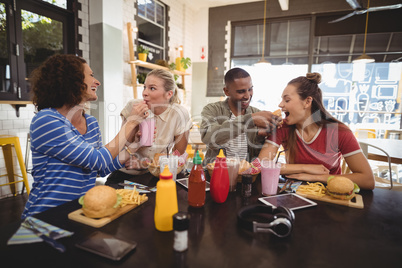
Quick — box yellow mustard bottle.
[154,165,178,231]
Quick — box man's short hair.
[224,68,250,85]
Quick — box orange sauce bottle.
[154,165,178,231]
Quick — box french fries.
[116,186,147,207]
[296,182,327,197]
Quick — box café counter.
[1,173,402,268]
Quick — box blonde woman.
[106,69,191,184]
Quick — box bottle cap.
[193,150,202,165]
[160,165,173,180]
[173,212,190,231]
[242,175,253,184]
[217,149,226,158]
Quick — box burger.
[153,153,167,166]
[273,109,283,126]
[79,185,122,218]
[326,176,360,200]
[238,159,251,174]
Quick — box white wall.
[190,6,222,124]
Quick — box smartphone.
[75,231,137,261]
[176,177,210,191]
[258,193,317,211]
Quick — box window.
[231,14,402,130]
[0,0,76,101]
[232,18,310,65]
[231,18,310,111]
[137,0,166,63]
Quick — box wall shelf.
[127,23,190,99]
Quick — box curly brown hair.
[30,54,88,111]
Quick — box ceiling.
[185,0,262,10]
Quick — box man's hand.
[252,111,282,133]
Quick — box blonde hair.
[147,69,181,104]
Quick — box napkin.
[123,180,157,193]
[278,181,303,193]
[7,216,74,245]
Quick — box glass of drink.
[139,118,155,147]
[260,160,281,196]
[226,158,240,192]
[159,155,179,181]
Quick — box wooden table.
[2,173,402,267]
[358,138,402,164]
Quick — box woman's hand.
[125,102,148,139]
[303,164,330,175]
[127,101,149,122]
[285,173,329,183]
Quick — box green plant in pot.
[138,45,149,62]
[137,73,147,85]
[181,57,191,70]
[175,56,191,72]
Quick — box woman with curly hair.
[258,73,375,190]
[22,54,148,218]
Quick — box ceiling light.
[255,0,271,66]
[353,0,375,64]
[278,0,289,11]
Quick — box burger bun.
[326,176,359,200]
[80,185,120,218]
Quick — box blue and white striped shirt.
[22,108,123,219]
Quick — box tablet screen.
[258,193,317,211]
[176,178,210,191]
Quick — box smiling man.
[200,67,280,163]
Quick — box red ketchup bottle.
[210,149,229,203]
[188,151,206,207]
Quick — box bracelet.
[125,146,133,155]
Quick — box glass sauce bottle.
[188,151,206,207]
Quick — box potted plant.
[175,56,191,72]
[137,45,149,62]
[137,73,147,85]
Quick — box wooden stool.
[0,135,30,196]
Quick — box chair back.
[359,141,394,190]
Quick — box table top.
[358,138,402,164]
[2,173,402,268]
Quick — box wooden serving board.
[68,196,148,228]
[296,192,364,209]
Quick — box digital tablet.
[258,193,317,211]
[75,231,137,261]
[176,178,210,191]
